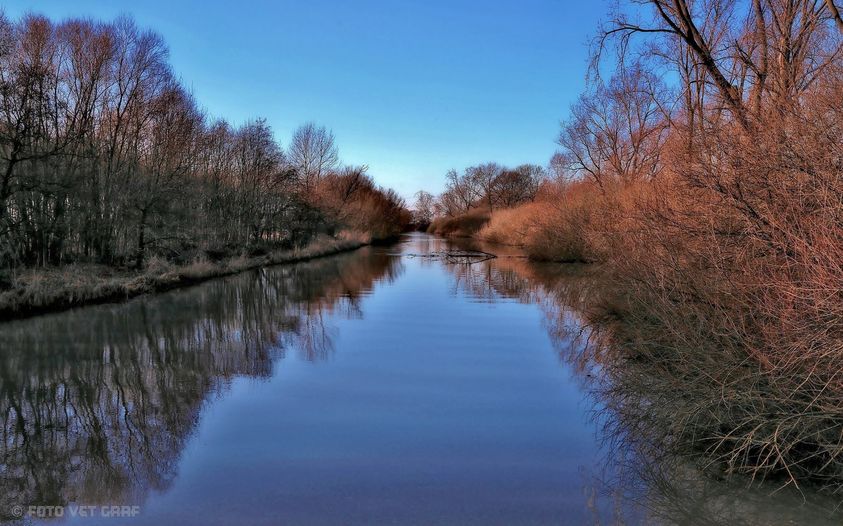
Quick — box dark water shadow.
[0,247,402,520]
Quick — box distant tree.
[442,168,479,215]
[548,153,569,181]
[436,186,463,217]
[493,164,545,208]
[467,162,504,213]
[289,123,339,193]
[413,190,436,224]
[314,165,410,238]
[437,162,545,216]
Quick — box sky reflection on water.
[0,234,839,525]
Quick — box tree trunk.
[826,0,843,34]
[136,208,148,269]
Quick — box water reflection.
[434,237,843,525]
[0,248,402,520]
[2,234,841,525]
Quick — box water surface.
[1,233,839,525]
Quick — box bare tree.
[413,190,436,224]
[827,0,843,33]
[468,162,504,213]
[493,164,545,207]
[558,65,668,189]
[442,168,480,214]
[600,0,843,131]
[289,122,339,193]
[0,12,407,272]
[130,83,201,267]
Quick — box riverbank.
[0,236,367,321]
[427,203,595,263]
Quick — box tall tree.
[289,122,338,194]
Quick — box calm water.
[0,233,840,525]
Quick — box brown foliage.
[310,166,411,241]
[422,0,843,490]
[576,0,843,490]
[427,209,491,238]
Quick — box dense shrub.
[422,0,843,490]
[427,209,490,237]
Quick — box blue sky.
[3,1,606,199]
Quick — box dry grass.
[0,236,367,320]
[0,265,128,314]
[178,259,218,280]
[437,180,615,263]
[579,96,843,490]
[525,181,606,262]
[336,229,372,244]
[428,209,490,237]
[429,80,843,490]
[476,202,546,246]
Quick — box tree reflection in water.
[0,248,402,520]
[438,239,843,525]
[4,234,843,525]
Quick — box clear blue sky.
[3,0,606,199]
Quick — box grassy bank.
[428,181,601,263]
[0,236,367,321]
[431,158,843,489]
[427,209,491,239]
[421,0,843,492]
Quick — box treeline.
[421,162,547,234]
[423,0,843,488]
[0,13,408,275]
[432,163,546,217]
